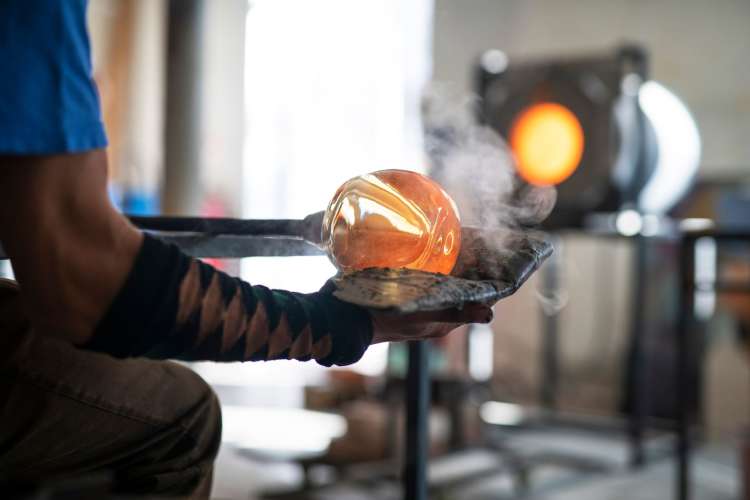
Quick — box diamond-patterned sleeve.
[85,234,373,367]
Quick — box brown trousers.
[0,279,222,498]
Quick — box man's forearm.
[86,233,373,366]
[0,152,372,366]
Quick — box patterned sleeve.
[85,234,373,367]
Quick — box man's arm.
[0,0,489,365]
[0,152,491,365]
[0,151,374,365]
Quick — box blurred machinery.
[467,45,708,500]
[476,45,700,227]
[259,60,746,496]
[474,44,705,420]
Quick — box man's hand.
[369,303,494,344]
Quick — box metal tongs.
[130,209,552,311]
[0,211,552,312]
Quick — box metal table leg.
[628,235,649,467]
[404,341,430,500]
[540,240,560,412]
[676,236,694,500]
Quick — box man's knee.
[118,362,222,497]
[163,362,223,458]
[187,376,222,460]
[172,373,222,498]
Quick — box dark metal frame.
[674,228,750,500]
[531,224,750,500]
[404,342,430,500]
[676,232,694,500]
[536,228,655,472]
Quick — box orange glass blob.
[510,102,585,186]
[321,169,461,275]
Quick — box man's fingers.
[370,303,495,344]
[455,303,494,324]
[416,303,493,324]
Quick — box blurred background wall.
[88,0,246,217]
[431,0,750,438]
[88,0,167,213]
[433,0,750,178]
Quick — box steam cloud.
[423,88,557,238]
[422,89,570,314]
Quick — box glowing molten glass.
[510,102,585,186]
[321,169,461,275]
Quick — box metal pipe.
[628,234,649,468]
[404,341,430,500]
[128,215,307,238]
[163,0,205,215]
[675,235,695,500]
[540,235,560,412]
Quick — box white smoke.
[422,87,556,237]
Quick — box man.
[0,1,491,497]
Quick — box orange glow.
[321,170,461,275]
[510,102,584,186]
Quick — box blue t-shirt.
[0,0,107,154]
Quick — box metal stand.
[404,341,430,500]
[675,234,694,500]
[628,235,650,467]
[673,228,750,500]
[534,220,712,500]
[540,239,560,412]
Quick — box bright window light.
[222,405,347,457]
[210,0,434,389]
[479,401,525,426]
[468,323,494,381]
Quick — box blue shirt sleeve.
[0,0,107,154]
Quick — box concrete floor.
[210,430,742,500]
